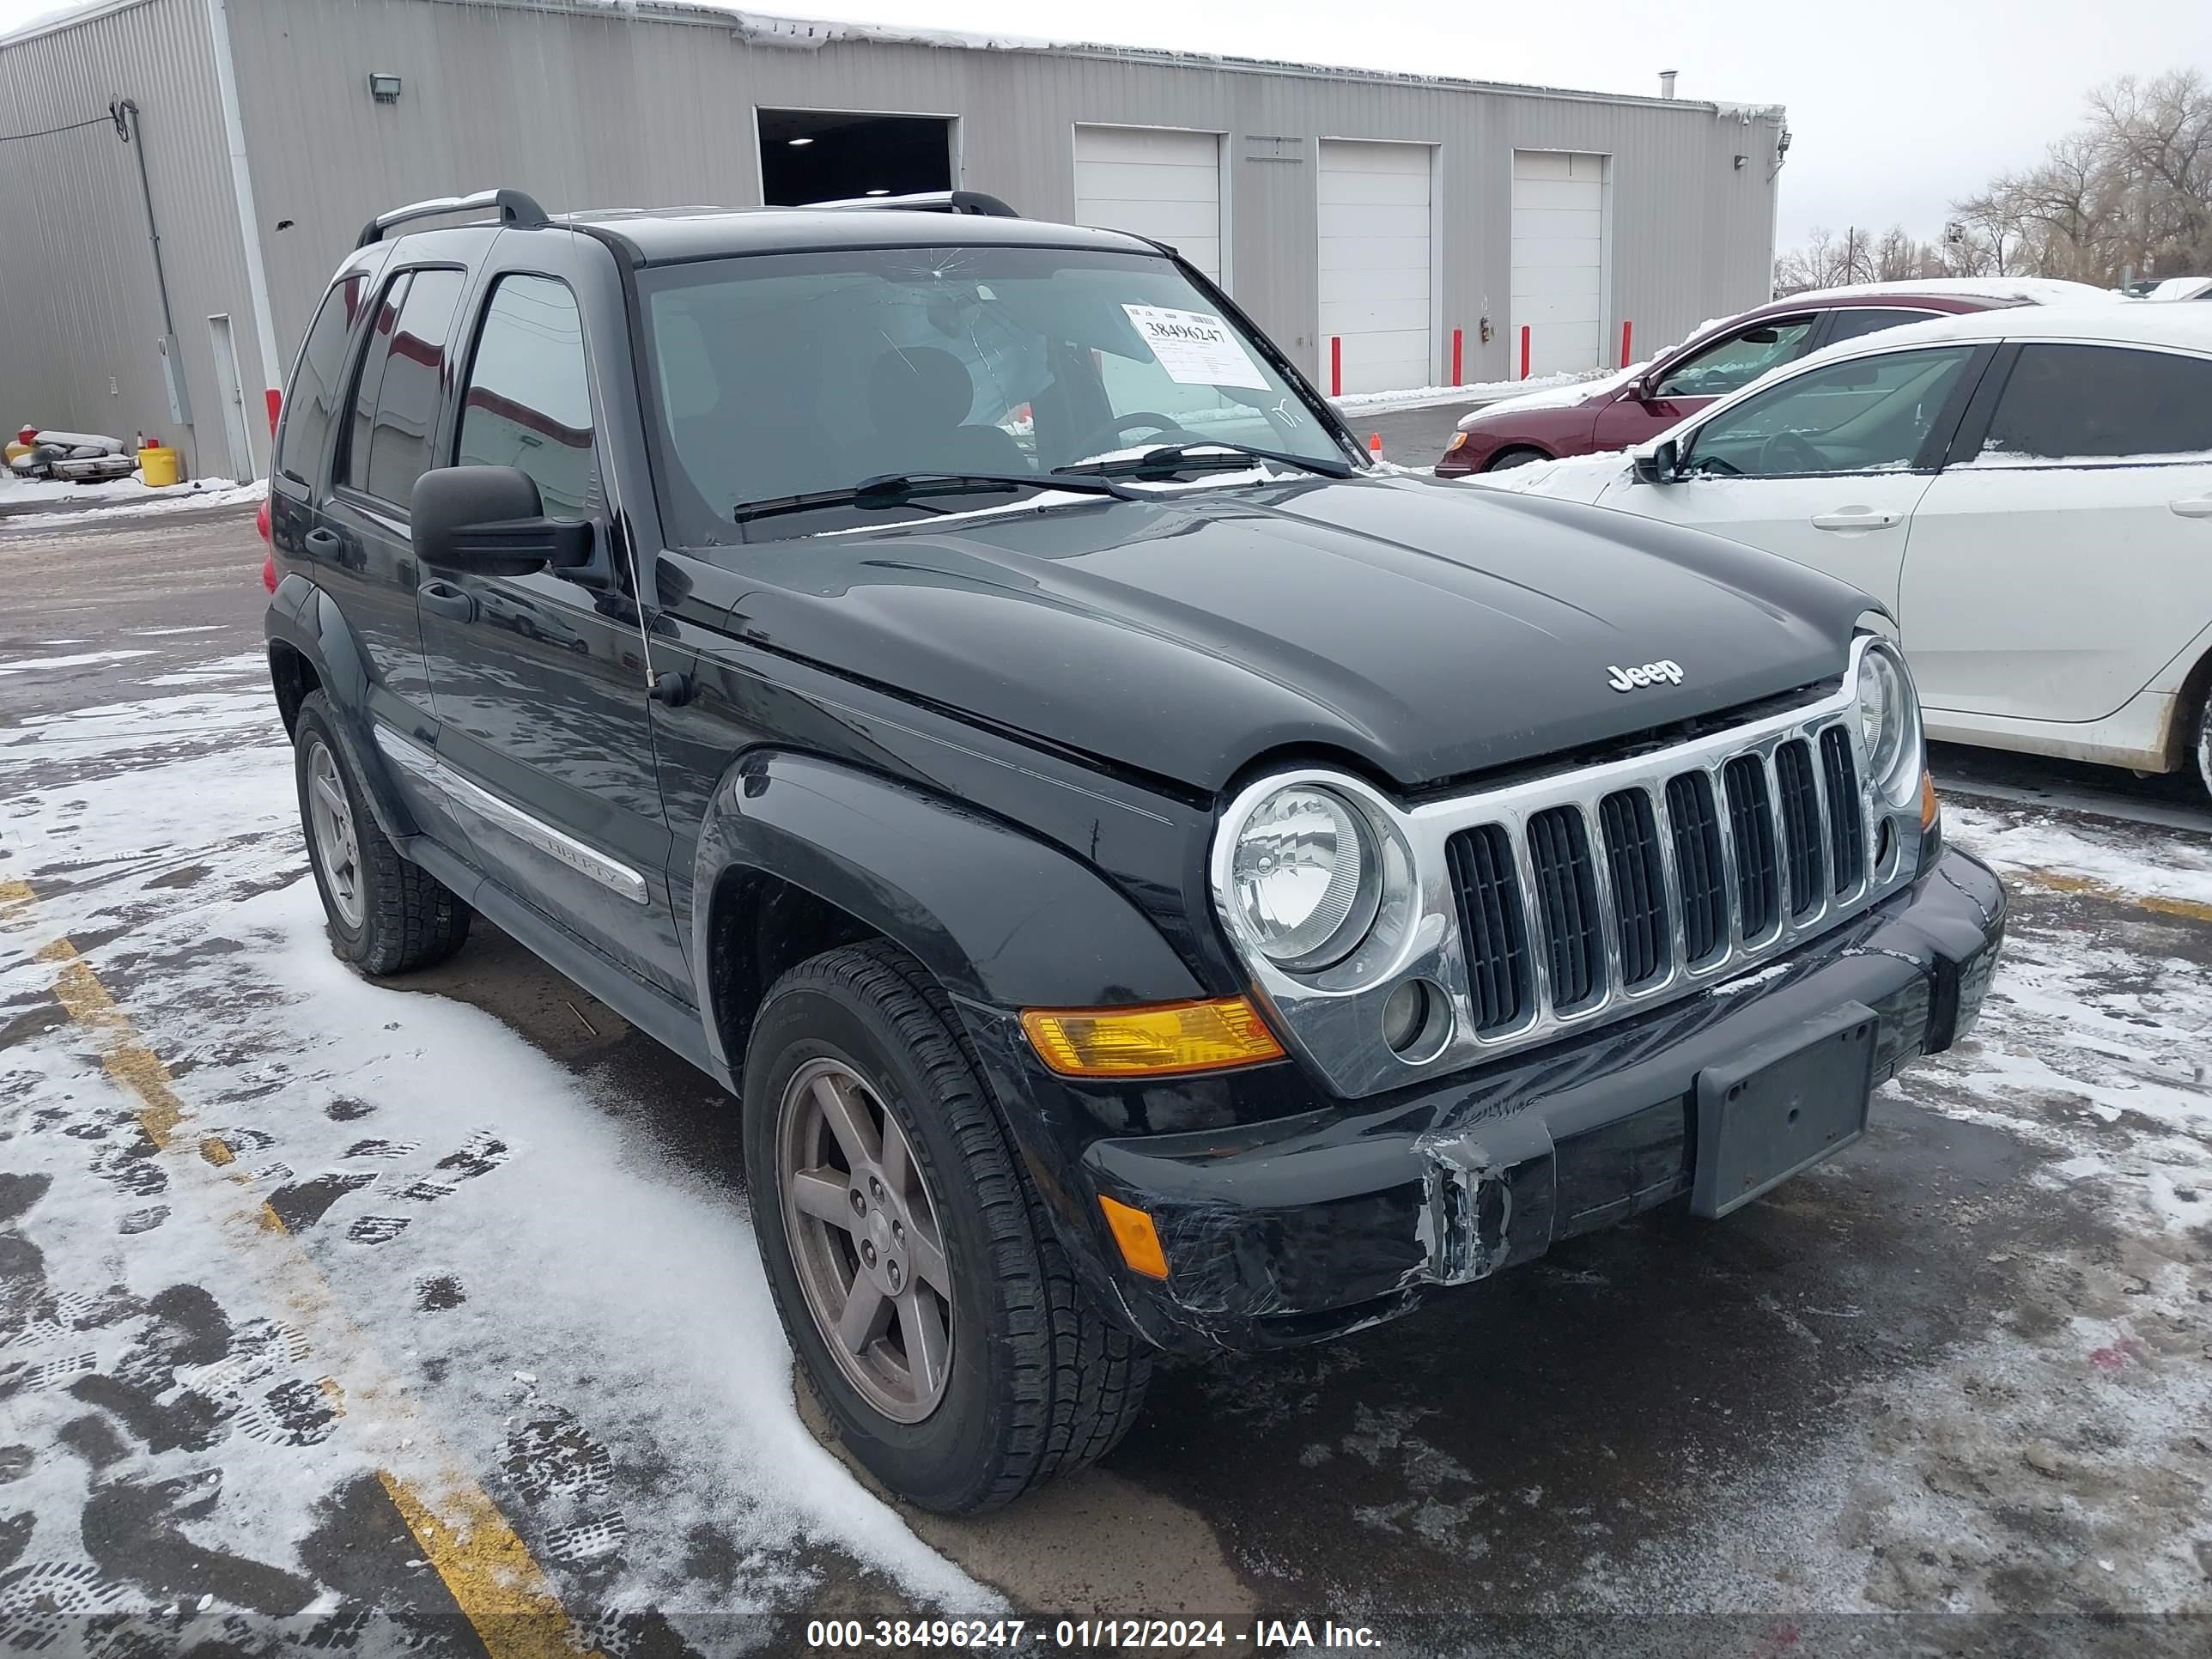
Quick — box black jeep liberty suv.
[264,187,2006,1513]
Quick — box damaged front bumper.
[1077,848,2005,1355]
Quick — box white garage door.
[1512,151,1608,377]
[1318,139,1433,395]
[1073,125,1222,283]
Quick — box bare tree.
[1774,68,2211,292]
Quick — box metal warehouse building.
[0,0,1784,482]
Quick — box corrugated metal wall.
[226,0,1779,388]
[3,0,1781,473]
[0,0,267,479]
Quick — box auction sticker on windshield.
[1122,304,1268,389]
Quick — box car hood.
[1463,450,1632,505]
[1455,370,1630,428]
[670,477,1870,794]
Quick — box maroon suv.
[1435,287,2032,476]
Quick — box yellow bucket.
[138,446,182,487]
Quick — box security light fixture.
[787,136,814,146]
[368,72,403,104]
[866,188,890,196]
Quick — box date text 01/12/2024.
[804,1619,1384,1650]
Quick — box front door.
[1592,343,1987,611]
[1900,341,2212,722]
[413,265,690,1000]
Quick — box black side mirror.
[411,465,592,577]
[1632,438,1680,486]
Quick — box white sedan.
[1474,303,2212,799]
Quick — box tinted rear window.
[1974,343,2212,462]
[343,267,466,507]
[274,271,373,487]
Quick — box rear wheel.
[744,940,1152,1512]
[293,691,470,975]
[2193,689,2212,804]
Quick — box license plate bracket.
[1691,1000,1878,1220]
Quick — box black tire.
[1486,446,1548,471]
[293,690,471,975]
[2193,689,2212,805]
[743,939,1152,1513]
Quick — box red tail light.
[258,498,276,592]
[262,556,277,593]
[256,499,270,542]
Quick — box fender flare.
[690,750,1204,1069]
[264,578,421,844]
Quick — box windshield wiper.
[1054,439,1357,483]
[731,471,1139,524]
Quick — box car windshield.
[636,243,1352,544]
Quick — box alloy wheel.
[777,1056,955,1423]
[305,737,365,931]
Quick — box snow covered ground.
[3,512,2209,1652]
[0,471,264,530]
[1,659,988,1650]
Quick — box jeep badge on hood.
[1606,659,1686,692]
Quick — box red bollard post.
[1451,326,1463,386]
[264,388,283,433]
[1620,319,1633,369]
[1330,336,1342,398]
[1519,325,1531,380]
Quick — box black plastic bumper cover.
[1071,848,2006,1355]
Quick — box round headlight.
[1230,786,1382,971]
[1856,641,1923,807]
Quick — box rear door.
[1589,343,1987,607]
[308,256,470,744]
[413,236,690,1000]
[1589,312,1820,451]
[1899,341,2212,722]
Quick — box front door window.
[1680,346,1979,478]
[1650,315,1816,399]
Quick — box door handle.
[417,580,477,623]
[1809,509,1903,532]
[302,527,341,557]
[2171,496,2212,520]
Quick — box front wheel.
[744,940,1152,1512]
[293,691,470,975]
[1486,446,1548,471]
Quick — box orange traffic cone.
[1368,432,1383,459]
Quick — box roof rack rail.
[802,189,1020,218]
[356,187,550,248]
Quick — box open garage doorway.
[757,108,956,205]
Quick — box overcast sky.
[11,0,2208,252]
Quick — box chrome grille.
[1445,824,1530,1035]
[1210,637,1919,1101]
[1448,714,1879,1048]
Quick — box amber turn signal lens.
[1097,1194,1170,1279]
[1918,769,1940,831]
[1020,996,1285,1078]
[1444,431,1468,452]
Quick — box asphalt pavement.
[3,499,2209,1656]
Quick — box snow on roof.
[594,3,1784,112]
[1774,276,2122,308]
[1806,298,2212,356]
[0,0,139,50]
[2142,276,2212,301]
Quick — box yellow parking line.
[8,882,598,1658]
[2014,866,2212,925]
